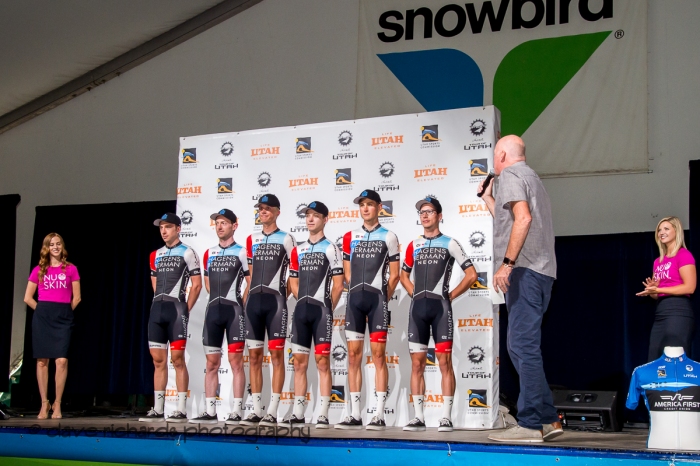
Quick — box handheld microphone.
[477,171,495,198]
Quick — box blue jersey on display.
[626,352,700,450]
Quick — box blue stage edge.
[1,425,699,466]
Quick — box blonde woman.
[24,233,81,419]
[637,217,696,360]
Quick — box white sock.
[442,396,454,420]
[154,391,166,413]
[350,392,361,419]
[233,398,243,416]
[268,393,281,417]
[206,397,217,416]
[413,395,425,421]
[252,393,263,416]
[177,392,187,413]
[319,396,331,418]
[376,392,387,420]
[293,396,306,418]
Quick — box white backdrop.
[171,106,502,428]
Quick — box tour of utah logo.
[335,168,352,185]
[295,137,313,160]
[378,201,395,218]
[181,148,197,169]
[421,125,441,148]
[470,159,489,176]
[216,178,234,200]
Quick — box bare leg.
[410,352,427,396]
[52,358,68,418]
[347,340,364,393]
[293,353,309,396]
[205,353,221,397]
[248,348,264,393]
[269,349,285,394]
[370,342,388,392]
[150,348,168,391]
[436,352,455,397]
[228,352,245,399]
[316,354,331,397]
[170,350,189,392]
[36,359,49,419]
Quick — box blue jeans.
[505,267,558,430]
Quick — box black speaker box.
[552,390,621,432]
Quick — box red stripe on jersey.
[435,341,453,353]
[170,339,187,351]
[315,342,331,355]
[343,231,352,256]
[268,338,285,351]
[290,247,299,272]
[404,241,415,268]
[369,331,387,343]
[228,342,245,354]
[202,249,209,272]
[149,251,157,272]
[246,235,253,259]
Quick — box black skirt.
[32,301,74,359]
[648,296,695,360]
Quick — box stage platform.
[0,416,698,465]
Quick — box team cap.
[153,213,181,227]
[353,189,382,205]
[210,208,237,223]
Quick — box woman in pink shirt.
[637,217,697,360]
[24,233,81,419]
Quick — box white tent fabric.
[0,0,223,115]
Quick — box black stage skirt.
[32,301,74,359]
[648,296,695,361]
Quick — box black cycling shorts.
[408,297,453,353]
[245,293,287,351]
[291,300,332,355]
[203,300,245,355]
[148,300,188,351]
[345,289,387,343]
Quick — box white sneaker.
[488,425,543,443]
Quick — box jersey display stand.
[626,347,700,450]
[174,107,502,428]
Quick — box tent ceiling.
[0,0,225,117]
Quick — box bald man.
[479,136,562,443]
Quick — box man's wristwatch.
[503,257,515,268]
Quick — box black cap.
[154,212,181,227]
[353,189,382,205]
[300,201,329,217]
[254,194,281,209]
[415,196,442,214]
[210,208,237,223]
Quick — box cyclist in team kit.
[337,189,400,430]
[400,197,477,432]
[189,209,250,425]
[287,201,345,428]
[140,213,202,423]
[240,194,297,427]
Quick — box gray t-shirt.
[493,161,556,278]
